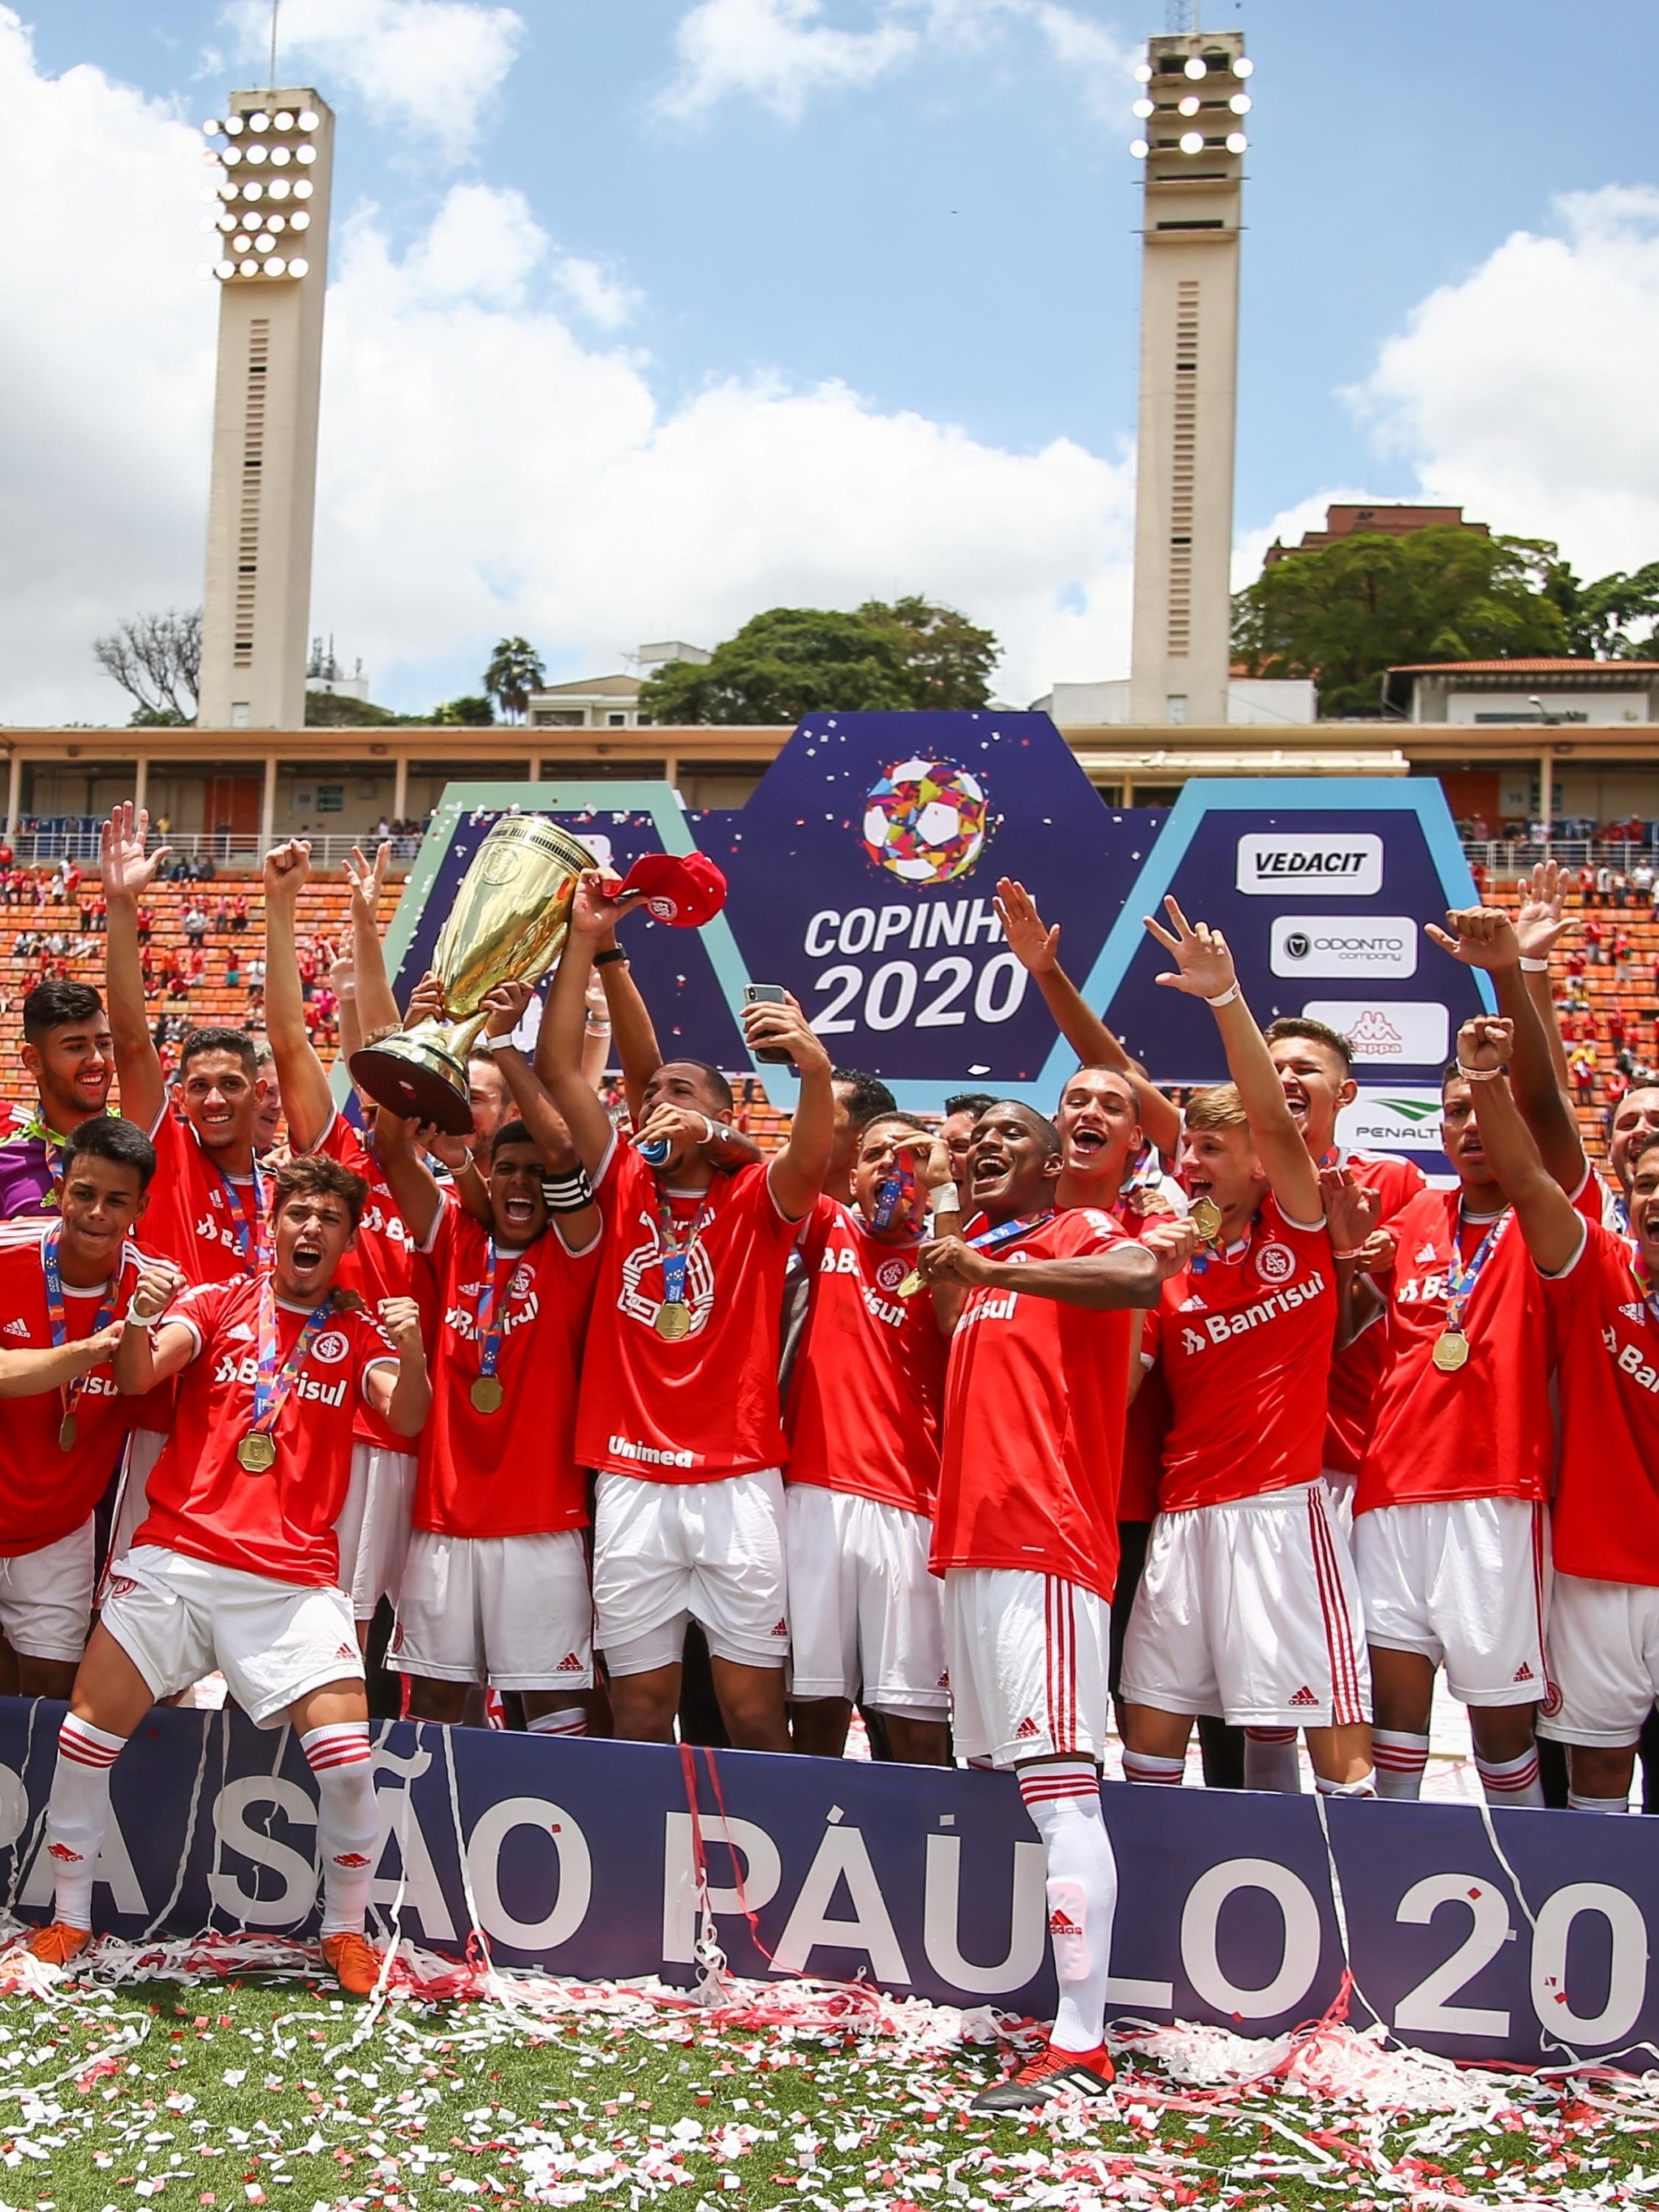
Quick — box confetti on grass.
[0,1934,1654,2210]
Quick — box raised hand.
[101,803,172,903]
[263,839,311,901]
[916,1233,993,1288]
[376,1296,425,1357]
[890,1131,955,1193]
[1144,896,1238,1002]
[480,980,535,1039]
[345,843,390,924]
[741,989,830,1075]
[993,879,1061,976]
[1140,1214,1200,1279]
[571,869,630,941]
[1514,860,1575,963]
[1319,1165,1381,1256]
[403,970,447,1027]
[1426,907,1521,972]
[128,1260,186,1324]
[417,1121,474,1175]
[1455,1012,1515,1074]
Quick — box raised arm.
[997,878,1183,1160]
[478,983,601,1251]
[535,873,631,1179]
[111,1262,194,1395]
[743,992,834,1221]
[1451,1015,1584,1275]
[1426,904,1587,1197]
[344,843,402,1040]
[593,936,661,1128]
[262,841,335,1153]
[368,1108,446,1248]
[1511,860,1575,1097]
[364,1296,432,1439]
[101,804,170,1132]
[1144,897,1323,1225]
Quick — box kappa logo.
[311,1330,351,1367]
[1255,1242,1296,1284]
[1288,1686,1319,1708]
[1,1318,27,1339]
[1181,1326,1207,1356]
[556,1651,584,1672]
[876,1256,910,1292]
[1015,1715,1042,1739]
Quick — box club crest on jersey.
[618,1213,715,1335]
[875,1255,910,1292]
[310,1330,351,1366]
[510,1264,535,1300]
[1255,1241,1296,1283]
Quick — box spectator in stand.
[1469,860,1489,902]
[247,956,265,1002]
[134,905,153,946]
[1614,872,1631,910]
[1609,1007,1628,1051]
[1584,916,1605,964]
[0,839,11,871]
[231,895,249,934]
[1579,865,1596,904]
[90,895,106,934]
[182,905,209,946]
[1597,864,1615,904]
[213,899,231,933]
[225,946,242,993]
[1570,1045,1597,1098]
[1615,930,1635,985]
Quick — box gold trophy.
[351,813,595,1134]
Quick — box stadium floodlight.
[294,178,313,198]
[239,257,258,276]
[1230,93,1251,113]
[274,110,295,129]
[269,178,291,200]
[1130,138,1150,158]
[1132,97,1154,118]
[256,231,277,251]
[270,145,291,166]
[1234,55,1253,75]
[296,144,317,163]
[1178,93,1200,114]
[1179,130,1204,153]
[223,114,243,134]
[248,110,269,132]
[1226,132,1247,152]
[243,179,264,201]
[245,143,267,164]
[1183,55,1205,77]
[202,118,222,135]
[222,145,243,165]
[264,257,286,276]
[287,257,309,278]
[214,259,235,279]
[232,232,252,252]
[289,209,310,231]
[298,108,320,128]
[1134,62,1152,81]
[218,213,237,232]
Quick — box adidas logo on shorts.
[1289,1685,1319,1708]
[335,1644,356,1662]
[771,1619,788,1637]
[1015,1715,1041,1739]
[1048,1907,1082,1935]
[1514,1661,1534,1683]
[937,1671,950,1689]
[556,1652,584,1672]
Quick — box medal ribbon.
[873,1156,916,1232]
[216,1164,271,1274]
[42,1227,115,1433]
[1631,1253,1659,1328]
[248,1276,334,1442]
[1441,1209,1510,1338]
[899,1208,1055,1296]
[472,1238,515,1386]
[656,1196,717,1312]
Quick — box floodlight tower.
[194,93,335,730]
[1126,28,1252,727]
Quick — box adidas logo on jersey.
[556,1651,584,1671]
[1622,1302,1648,1323]
[0,1319,26,1339]
[1416,1243,1438,1265]
[1180,1272,1328,1351]
[1015,1715,1042,1739]
[1288,1685,1319,1708]
[1514,1662,1534,1683]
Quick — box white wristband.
[130,1307,168,1332]
[476,1031,511,1052]
[1206,985,1240,1008]
[931,1182,962,1214]
[700,1114,717,1145]
[1519,956,1549,973]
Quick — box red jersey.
[1322,1149,1427,1478]
[312,1112,421,1455]
[0,1224,148,1556]
[416,1200,598,1538]
[140,1109,265,1287]
[133,1274,397,1585]
[1157,1196,1335,1512]
[575,1143,802,1482]
[1121,1309,1170,1522]
[1356,1174,1601,1516]
[1540,1222,1659,1585]
[785,1199,947,1516]
[931,1208,1135,1602]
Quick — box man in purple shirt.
[0,981,115,1218]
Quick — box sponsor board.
[1236,832,1384,897]
[1303,999,1450,1067]
[1338,1087,1445,1154]
[1270,916,1419,980]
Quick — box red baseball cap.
[617,850,728,928]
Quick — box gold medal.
[1189,1197,1222,1243]
[470,1374,505,1414]
[1431,1330,1471,1373]
[57,1414,77,1453]
[654,1300,692,1340]
[237,1431,278,1473]
[895,1270,924,1299]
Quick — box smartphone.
[743,982,795,1066]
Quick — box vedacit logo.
[1269,916,1418,979]
[1236,834,1383,897]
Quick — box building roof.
[529,674,642,700]
[1387,659,1659,676]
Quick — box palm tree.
[484,636,546,723]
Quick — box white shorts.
[390,1529,593,1692]
[101,1545,364,1729]
[785,1486,947,1714]
[0,1518,96,1664]
[1354,1496,1551,1708]
[334,1442,417,1622]
[592,1467,790,1675]
[942,1568,1109,1768]
[106,1429,167,1577]
[1121,1481,1370,1729]
[1538,1575,1659,1748]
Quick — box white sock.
[43,1716,127,1931]
[1019,1763,1117,2055]
[1315,1769,1377,1798]
[1243,1727,1301,1794]
[1568,1790,1631,1813]
[1122,1749,1185,1787]
[528,1707,587,1738]
[1476,1747,1545,1809]
[1372,1729,1430,1800]
[302,1723,377,1938]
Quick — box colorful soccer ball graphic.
[860,759,989,884]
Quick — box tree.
[430,694,495,725]
[1545,558,1659,660]
[93,608,201,725]
[636,598,1000,724]
[1232,530,1571,717]
[484,637,545,722]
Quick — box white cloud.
[222,0,525,164]
[1353,186,1659,578]
[1230,487,1387,593]
[655,0,1134,127]
[549,253,643,334]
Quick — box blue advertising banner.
[9,1701,1659,2072]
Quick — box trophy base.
[350,1035,474,1136]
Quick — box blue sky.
[6,0,1659,718]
